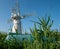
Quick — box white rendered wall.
[12,19,21,33]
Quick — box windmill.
[8,0,35,34]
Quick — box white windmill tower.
[10,0,33,34]
[11,2,22,34]
[10,0,24,34]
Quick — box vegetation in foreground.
[0,16,60,49]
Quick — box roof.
[6,33,34,41]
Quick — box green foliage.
[0,32,7,49]
[28,16,60,49]
[4,37,22,49]
[0,16,60,49]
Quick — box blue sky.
[0,0,60,33]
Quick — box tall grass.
[0,16,60,49]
